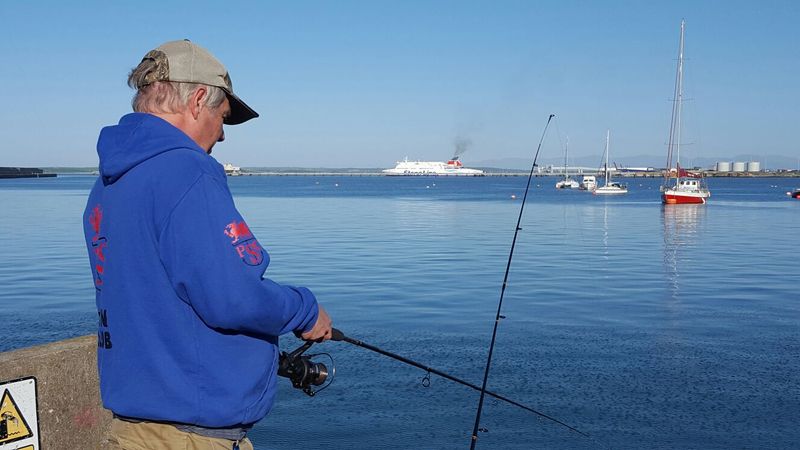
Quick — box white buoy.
[511,194,517,199]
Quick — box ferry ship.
[382,156,484,176]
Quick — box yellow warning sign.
[0,388,33,444]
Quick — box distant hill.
[474,154,800,171]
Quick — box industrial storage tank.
[732,162,746,172]
[747,161,761,172]
[716,161,731,172]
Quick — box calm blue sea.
[1,174,798,449]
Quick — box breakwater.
[0,167,57,179]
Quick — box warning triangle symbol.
[0,388,33,444]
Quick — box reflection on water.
[602,203,609,261]
[662,205,706,301]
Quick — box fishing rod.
[277,327,588,438]
[470,114,556,449]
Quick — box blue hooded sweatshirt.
[83,113,319,427]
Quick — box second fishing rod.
[470,114,557,449]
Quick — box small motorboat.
[788,189,800,199]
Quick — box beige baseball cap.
[135,39,258,125]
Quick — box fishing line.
[469,114,560,449]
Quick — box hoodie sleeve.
[158,174,319,337]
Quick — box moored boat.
[661,20,710,205]
[556,178,580,189]
[223,163,241,176]
[593,130,627,195]
[595,181,627,195]
[579,175,596,191]
[555,137,580,189]
[662,168,709,204]
[788,189,800,199]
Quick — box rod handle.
[331,328,346,342]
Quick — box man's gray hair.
[127,58,226,114]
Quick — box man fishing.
[83,39,332,449]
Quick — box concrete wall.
[0,335,111,449]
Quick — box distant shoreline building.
[716,161,761,173]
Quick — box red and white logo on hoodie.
[224,220,264,266]
[89,204,108,289]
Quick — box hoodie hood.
[97,113,203,185]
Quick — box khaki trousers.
[106,418,255,450]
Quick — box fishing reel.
[277,339,335,397]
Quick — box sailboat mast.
[676,19,685,179]
[564,136,569,180]
[665,19,685,183]
[604,130,610,187]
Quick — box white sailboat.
[593,130,627,195]
[555,137,579,189]
[661,19,710,204]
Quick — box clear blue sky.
[1,1,798,168]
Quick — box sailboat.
[661,20,710,204]
[594,130,627,195]
[555,137,580,189]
